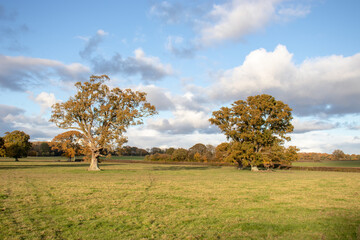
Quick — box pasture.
[292,160,360,168]
[0,159,359,239]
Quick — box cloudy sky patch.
[0,0,359,154]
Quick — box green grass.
[0,160,359,239]
[293,160,360,168]
[106,155,146,161]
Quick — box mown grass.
[0,160,359,239]
[293,160,360,168]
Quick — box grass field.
[0,159,359,239]
[293,160,360,168]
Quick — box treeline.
[145,144,217,163]
[145,143,299,169]
[298,150,360,162]
[28,142,151,158]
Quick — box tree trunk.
[251,165,259,172]
[88,152,101,171]
[15,157,19,162]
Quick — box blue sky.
[1,0,360,154]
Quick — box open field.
[0,160,359,239]
[292,160,360,168]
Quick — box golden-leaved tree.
[209,94,297,171]
[50,131,84,161]
[50,75,157,171]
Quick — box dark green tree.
[3,130,32,161]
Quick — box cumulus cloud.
[153,0,311,55]
[28,91,58,113]
[289,131,360,154]
[197,0,312,47]
[198,0,280,46]
[0,55,90,91]
[148,108,218,135]
[209,44,360,116]
[135,85,174,111]
[0,104,61,139]
[79,30,173,81]
[126,126,225,149]
[292,118,338,133]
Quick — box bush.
[145,153,171,161]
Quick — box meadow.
[292,160,360,168]
[0,159,359,239]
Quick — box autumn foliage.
[50,131,84,161]
[50,75,157,170]
[209,94,297,170]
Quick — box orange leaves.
[50,75,157,168]
[210,94,296,168]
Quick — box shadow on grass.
[151,166,221,171]
[0,163,121,170]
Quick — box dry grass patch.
[0,160,359,239]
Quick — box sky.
[0,0,360,154]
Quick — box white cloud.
[126,125,225,149]
[289,130,360,154]
[209,44,360,116]
[33,92,57,113]
[0,104,61,140]
[292,118,338,133]
[135,85,174,111]
[79,30,174,81]
[131,48,173,79]
[0,55,90,91]
[198,0,280,46]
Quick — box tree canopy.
[0,137,5,157]
[50,75,157,170]
[2,130,32,161]
[209,94,296,170]
[50,131,84,161]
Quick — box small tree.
[3,130,32,161]
[50,131,84,161]
[188,143,207,161]
[50,75,157,170]
[0,137,5,157]
[210,94,294,171]
[332,149,345,160]
[40,142,51,156]
[171,148,188,162]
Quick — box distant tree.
[50,75,157,171]
[205,144,216,162]
[165,147,175,155]
[210,94,294,171]
[188,143,207,161]
[40,142,51,156]
[171,148,188,162]
[3,130,32,161]
[151,147,163,154]
[332,149,346,160]
[50,131,84,161]
[0,137,5,157]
